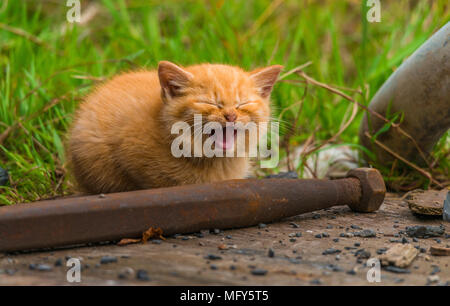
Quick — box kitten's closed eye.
[195,101,223,109]
[236,101,257,109]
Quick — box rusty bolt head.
[346,168,386,213]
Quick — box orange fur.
[66,61,282,194]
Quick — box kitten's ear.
[250,65,283,98]
[158,61,193,99]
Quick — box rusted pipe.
[0,168,385,252]
[360,22,450,165]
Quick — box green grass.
[0,0,448,204]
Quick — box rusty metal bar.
[0,168,385,252]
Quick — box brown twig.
[364,132,442,187]
[296,70,432,170]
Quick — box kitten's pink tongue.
[216,127,235,151]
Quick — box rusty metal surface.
[0,194,448,286]
[360,22,450,165]
[0,168,385,253]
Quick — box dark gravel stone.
[295,232,302,237]
[355,249,371,259]
[351,225,362,230]
[346,269,357,275]
[250,268,268,276]
[29,264,52,272]
[265,171,298,179]
[100,256,117,264]
[312,214,321,219]
[210,264,218,270]
[289,222,300,228]
[354,229,376,238]
[322,248,341,255]
[310,279,322,285]
[0,167,8,186]
[315,234,322,239]
[430,266,440,275]
[322,232,330,238]
[54,258,63,267]
[413,238,419,242]
[204,254,222,260]
[325,264,343,272]
[258,223,267,229]
[136,269,150,281]
[333,238,339,243]
[289,238,296,242]
[229,265,236,270]
[383,266,411,274]
[376,248,387,255]
[268,248,275,258]
[354,242,361,247]
[226,235,232,239]
[193,232,204,238]
[401,237,409,244]
[405,225,445,238]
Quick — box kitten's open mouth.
[209,126,237,151]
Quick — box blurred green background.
[0,0,448,204]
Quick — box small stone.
[312,214,321,219]
[383,266,411,274]
[322,232,330,238]
[29,264,52,272]
[310,279,322,285]
[376,248,387,255]
[210,264,218,270]
[354,242,361,247]
[204,254,222,260]
[427,275,440,284]
[54,258,63,267]
[250,269,268,276]
[333,238,339,243]
[325,264,343,272]
[355,229,376,238]
[226,235,232,239]
[268,248,275,258]
[289,222,300,228]
[289,238,296,243]
[351,225,362,230]
[315,234,322,239]
[136,269,150,281]
[430,266,440,275]
[405,225,445,238]
[100,256,117,264]
[258,223,267,229]
[355,249,371,259]
[322,248,341,255]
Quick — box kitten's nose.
[224,112,237,122]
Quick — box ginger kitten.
[67,61,282,194]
